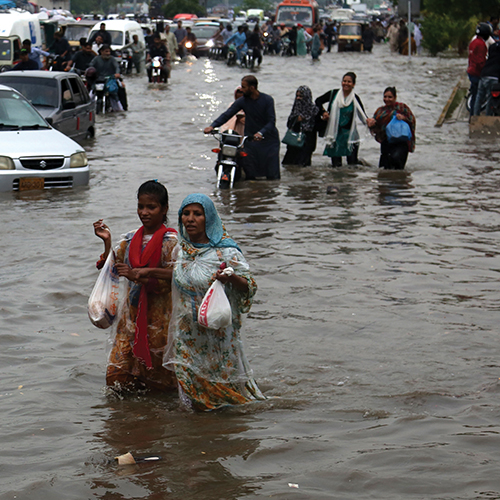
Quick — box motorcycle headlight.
[0,155,14,170]
[205,39,214,47]
[185,41,193,49]
[70,152,88,168]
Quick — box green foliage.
[421,12,477,56]
[421,13,454,56]
[162,0,207,18]
[423,0,500,20]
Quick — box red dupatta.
[128,225,169,368]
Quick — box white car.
[0,84,89,192]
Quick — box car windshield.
[89,29,124,45]
[65,25,92,42]
[0,90,48,129]
[0,77,59,108]
[276,6,313,26]
[107,30,125,45]
[192,26,219,38]
[340,24,362,35]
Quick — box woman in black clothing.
[282,85,319,167]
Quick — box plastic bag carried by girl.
[197,267,234,330]
[88,251,120,329]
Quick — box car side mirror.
[45,117,53,126]
[62,101,76,110]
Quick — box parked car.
[0,71,95,142]
[0,84,89,192]
[337,21,363,51]
[192,22,221,57]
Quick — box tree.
[162,0,206,18]
[423,0,500,20]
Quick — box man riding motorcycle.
[146,34,170,82]
[88,45,128,111]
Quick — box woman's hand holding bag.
[88,251,120,329]
[197,266,234,330]
[282,118,305,148]
[386,112,412,143]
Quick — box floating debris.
[115,452,162,465]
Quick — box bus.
[275,0,320,32]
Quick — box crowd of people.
[203,73,416,180]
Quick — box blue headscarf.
[178,193,240,250]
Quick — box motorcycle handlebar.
[210,128,254,142]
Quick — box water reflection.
[91,397,261,499]
[376,170,416,207]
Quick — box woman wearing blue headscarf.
[164,194,264,411]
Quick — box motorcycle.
[46,54,65,71]
[208,39,225,60]
[183,40,197,58]
[118,49,133,75]
[227,43,237,66]
[150,56,168,83]
[489,82,500,116]
[242,47,259,69]
[281,38,293,57]
[209,128,252,189]
[93,76,122,114]
[262,31,275,55]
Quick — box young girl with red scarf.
[93,180,178,392]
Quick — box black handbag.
[282,119,305,147]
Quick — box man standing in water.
[204,75,280,180]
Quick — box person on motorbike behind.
[22,39,48,69]
[65,42,95,74]
[468,22,493,116]
[10,48,38,71]
[50,30,71,71]
[146,34,170,82]
[89,45,128,111]
[181,26,198,57]
[246,24,263,66]
[225,25,248,63]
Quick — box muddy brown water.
[2,46,500,499]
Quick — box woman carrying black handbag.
[282,86,319,167]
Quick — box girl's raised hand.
[93,219,111,242]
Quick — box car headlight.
[70,152,88,168]
[205,39,215,47]
[0,155,14,170]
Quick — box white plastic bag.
[88,250,120,329]
[197,268,233,330]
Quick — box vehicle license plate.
[95,83,105,91]
[19,177,44,191]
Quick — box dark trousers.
[379,140,408,169]
[331,144,359,167]
[468,73,480,116]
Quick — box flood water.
[2,45,500,499]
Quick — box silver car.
[0,84,89,192]
[0,71,95,142]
